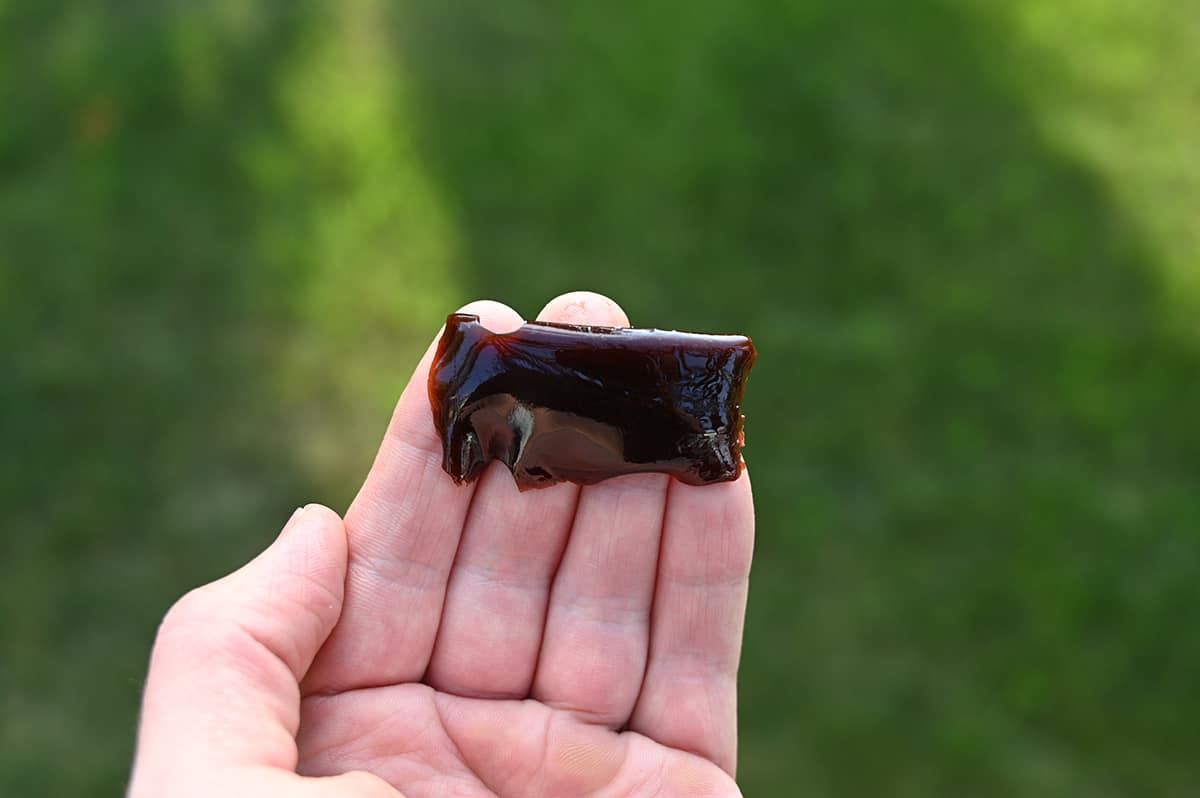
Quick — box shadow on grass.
[394,0,1200,794]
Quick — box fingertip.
[276,503,347,565]
[284,505,306,528]
[538,291,631,327]
[456,298,524,334]
[297,502,345,529]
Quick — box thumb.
[130,504,349,795]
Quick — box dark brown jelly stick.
[428,313,756,490]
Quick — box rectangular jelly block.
[429,313,756,490]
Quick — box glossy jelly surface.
[428,313,756,490]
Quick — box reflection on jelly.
[428,313,756,490]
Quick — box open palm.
[129,292,753,798]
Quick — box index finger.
[303,300,524,694]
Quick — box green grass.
[3,0,1200,794]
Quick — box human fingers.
[129,505,349,796]
[425,291,630,698]
[303,300,523,694]
[627,474,755,775]
[530,297,671,726]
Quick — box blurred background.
[3,0,1199,794]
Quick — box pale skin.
[128,291,755,798]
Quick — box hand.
[128,292,755,798]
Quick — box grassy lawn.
[3,0,1199,794]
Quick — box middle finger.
[424,291,631,697]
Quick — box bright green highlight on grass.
[3,0,1199,795]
